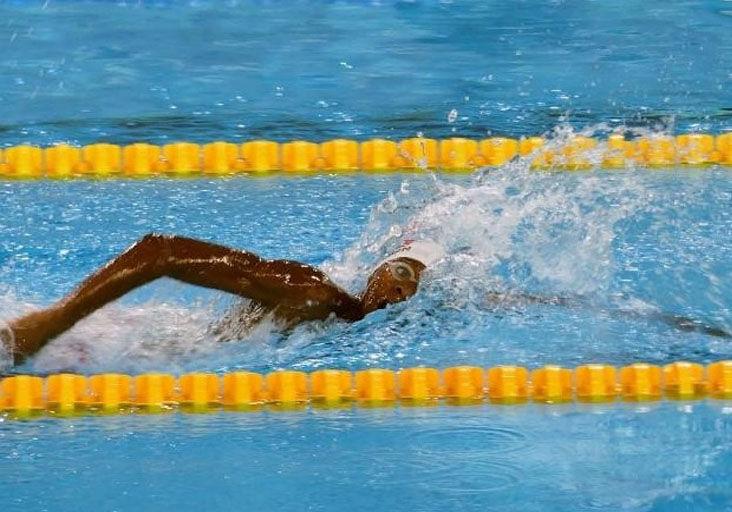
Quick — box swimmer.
[3,233,728,365]
[3,234,445,364]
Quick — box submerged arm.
[485,291,730,339]
[7,233,362,364]
[485,291,573,308]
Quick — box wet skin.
[3,234,426,364]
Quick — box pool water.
[1,169,731,375]
[0,0,730,144]
[1,0,732,511]
[2,167,731,511]
[5,403,732,511]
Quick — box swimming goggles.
[387,260,418,283]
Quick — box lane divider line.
[0,133,730,178]
[1,361,731,417]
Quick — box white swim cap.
[376,239,446,269]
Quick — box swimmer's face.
[361,258,425,314]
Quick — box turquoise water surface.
[1,1,732,511]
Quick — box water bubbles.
[377,192,399,214]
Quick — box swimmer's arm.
[484,291,573,307]
[484,291,730,339]
[7,234,361,363]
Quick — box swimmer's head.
[361,258,425,314]
[360,239,445,314]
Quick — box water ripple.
[410,425,530,455]
[421,459,522,495]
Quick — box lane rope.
[0,133,730,178]
[2,361,731,417]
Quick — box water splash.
[317,123,732,369]
[1,124,730,373]
[326,125,653,297]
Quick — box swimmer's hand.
[657,314,731,339]
[7,307,65,364]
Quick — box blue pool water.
[1,1,732,511]
[0,0,730,144]
[1,171,731,375]
[2,169,731,511]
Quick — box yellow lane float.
[0,133,729,178]
[2,361,732,417]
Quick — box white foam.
[323,124,654,301]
